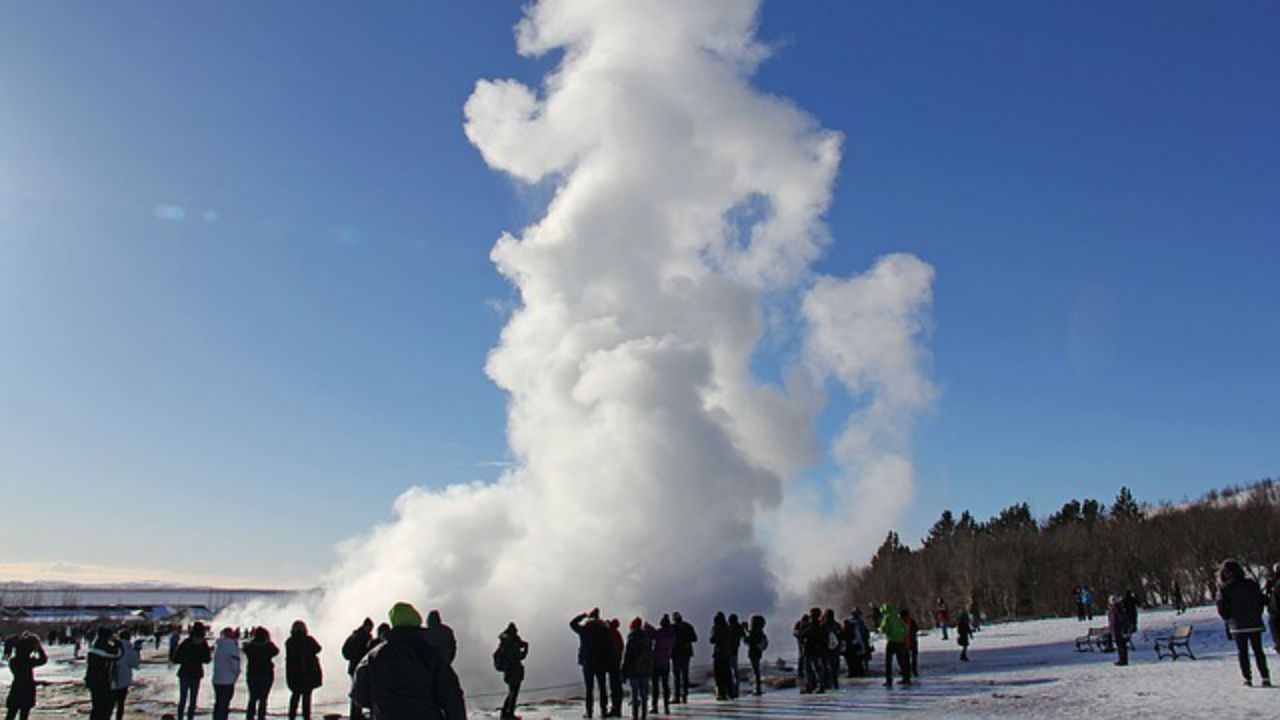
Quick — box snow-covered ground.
[11,605,1276,717]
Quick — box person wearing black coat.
[285,621,323,720]
[745,616,768,696]
[1217,559,1271,686]
[172,624,211,720]
[622,619,653,720]
[85,628,122,720]
[353,603,466,720]
[423,612,457,666]
[709,613,734,701]
[1121,592,1139,634]
[5,634,48,720]
[669,613,696,704]
[571,609,613,718]
[343,619,376,720]
[242,627,279,720]
[495,623,529,720]
[801,609,828,694]
[726,614,744,699]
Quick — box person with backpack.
[744,615,768,696]
[494,623,528,720]
[242,627,279,720]
[1218,558,1271,686]
[352,602,466,720]
[570,609,613,718]
[649,615,675,714]
[343,619,376,720]
[285,621,323,720]
[878,604,910,687]
[212,628,242,720]
[669,612,696,705]
[956,611,972,662]
[111,631,141,720]
[173,623,212,720]
[86,627,123,720]
[622,618,653,720]
[5,633,48,720]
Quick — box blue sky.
[1,1,1276,587]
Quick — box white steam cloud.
[220,0,935,697]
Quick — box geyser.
[220,0,935,696]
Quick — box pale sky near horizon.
[1,1,1277,588]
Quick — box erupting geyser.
[221,0,935,695]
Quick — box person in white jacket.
[111,631,142,720]
[211,628,243,720]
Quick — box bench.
[1154,626,1195,661]
[1075,626,1110,652]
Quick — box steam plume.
[220,0,935,695]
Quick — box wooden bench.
[1154,626,1195,660]
[1075,626,1111,651]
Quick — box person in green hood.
[877,604,911,687]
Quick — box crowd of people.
[5,556,1280,718]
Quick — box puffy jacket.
[1219,577,1267,634]
[212,637,242,686]
[242,638,279,683]
[173,638,211,680]
[570,615,613,671]
[622,629,654,680]
[422,623,457,666]
[353,626,466,720]
[285,634,323,692]
[112,641,141,690]
[85,638,122,690]
[343,628,375,676]
[878,606,906,644]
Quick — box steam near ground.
[220,0,935,695]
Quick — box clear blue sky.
[1,1,1276,586]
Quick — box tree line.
[813,478,1280,624]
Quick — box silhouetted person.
[649,616,674,713]
[343,618,376,720]
[622,618,653,720]
[571,609,612,718]
[494,623,528,720]
[1107,596,1129,667]
[353,602,466,720]
[1218,558,1271,686]
[242,627,279,720]
[822,609,841,689]
[956,612,972,661]
[670,613,696,704]
[5,634,48,720]
[285,620,322,720]
[1122,591,1139,633]
[745,615,767,696]
[800,609,826,693]
[710,613,734,700]
[423,611,457,665]
[900,610,919,678]
[173,623,211,720]
[607,618,624,716]
[86,627,122,720]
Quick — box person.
[900,610,919,678]
[792,614,808,687]
[607,619,625,716]
[1264,566,1280,654]
[841,613,864,678]
[377,623,391,644]
[1217,558,1271,686]
[285,620,323,720]
[709,612,733,700]
[5,633,48,720]
[86,627,123,720]
[343,619,376,720]
[934,598,950,640]
[878,604,910,687]
[242,627,279,720]
[111,630,142,720]
[570,609,612,718]
[173,623,212,720]
[649,615,674,713]
[352,602,466,720]
[821,609,841,690]
[212,628,242,720]
[423,611,457,666]
[494,623,528,720]
[726,614,744,699]
[800,608,827,694]
[745,615,767,696]
[1122,591,1139,634]
[1107,596,1129,667]
[956,611,972,662]
[670,612,696,704]
[1073,586,1085,621]
[1173,580,1187,615]
[1080,587,1094,621]
[622,618,653,720]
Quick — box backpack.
[493,641,516,673]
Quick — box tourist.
[242,627,279,720]
[494,623,528,720]
[934,598,950,640]
[1107,596,1129,667]
[622,618,653,720]
[342,619,376,720]
[570,609,612,718]
[285,621,323,720]
[86,627,122,720]
[424,611,457,666]
[745,615,768,696]
[956,611,972,662]
[1217,558,1271,686]
[5,634,48,720]
[878,604,910,687]
[111,630,141,720]
[670,612,696,704]
[352,602,466,720]
[212,628,242,720]
[649,615,674,713]
[173,623,212,720]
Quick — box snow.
[9,605,1276,718]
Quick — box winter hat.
[630,617,643,631]
[389,602,423,628]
